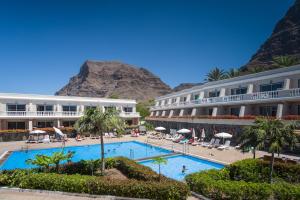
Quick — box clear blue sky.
[0,0,295,94]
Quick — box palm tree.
[26,154,52,172]
[50,151,74,172]
[153,156,167,181]
[240,123,265,159]
[249,66,265,74]
[206,67,227,81]
[273,56,299,67]
[75,108,124,175]
[226,68,240,78]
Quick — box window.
[194,94,200,100]
[208,91,220,98]
[7,104,26,111]
[231,87,247,95]
[62,121,76,127]
[7,122,26,129]
[85,106,97,110]
[37,105,53,111]
[123,107,133,112]
[259,106,277,116]
[37,121,54,128]
[230,108,240,116]
[298,79,300,88]
[171,98,176,103]
[62,105,77,112]
[260,82,283,92]
[105,106,116,112]
[208,108,213,115]
[180,97,187,102]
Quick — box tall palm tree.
[75,108,124,175]
[153,156,167,181]
[273,56,299,67]
[205,67,227,81]
[226,68,240,78]
[240,123,265,159]
[253,118,298,183]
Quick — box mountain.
[56,61,172,101]
[172,83,203,92]
[242,0,300,71]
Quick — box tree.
[75,108,125,175]
[206,67,227,81]
[249,66,265,74]
[153,156,167,181]
[26,154,52,172]
[273,56,299,67]
[240,123,265,159]
[226,68,240,78]
[50,151,74,172]
[136,99,155,119]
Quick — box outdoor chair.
[217,140,231,150]
[202,138,215,147]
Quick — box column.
[167,98,172,105]
[199,91,205,99]
[155,111,160,117]
[57,119,61,128]
[80,105,85,112]
[283,78,291,90]
[219,88,226,97]
[247,84,254,94]
[56,104,62,112]
[186,94,192,102]
[168,110,174,118]
[162,111,166,117]
[28,120,33,131]
[191,108,197,116]
[176,97,180,104]
[161,100,165,106]
[150,112,154,117]
[155,101,160,106]
[276,104,288,119]
[239,106,246,117]
[179,109,185,117]
[212,107,218,117]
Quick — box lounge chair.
[42,135,50,143]
[109,132,117,138]
[188,138,194,144]
[171,134,181,142]
[208,139,220,148]
[202,138,215,147]
[217,140,231,150]
[174,136,185,143]
[179,138,189,144]
[165,134,172,140]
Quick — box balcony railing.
[151,88,300,110]
[0,111,140,118]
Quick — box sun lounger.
[42,135,50,143]
[208,139,220,148]
[110,132,117,138]
[174,136,185,143]
[202,138,215,147]
[179,138,189,144]
[217,140,231,150]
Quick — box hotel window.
[105,106,116,112]
[62,105,77,112]
[208,108,213,115]
[260,82,283,92]
[62,121,76,127]
[7,104,26,111]
[123,107,133,112]
[230,108,240,116]
[193,94,200,100]
[259,106,277,116]
[7,122,26,130]
[37,121,54,128]
[171,98,176,103]
[85,106,97,110]
[208,90,220,98]
[231,87,247,95]
[37,105,53,112]
[180,97,187,102]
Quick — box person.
[182,165,187,174]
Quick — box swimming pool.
[0,141,171,170]
[139,154,224,181]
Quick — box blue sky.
[0,0,295,94]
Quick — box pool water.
[139,154,224,181]
[0,141,171,170]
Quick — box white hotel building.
[0,94,140,131]
[148,65,300,127]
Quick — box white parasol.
[177,128,191,134]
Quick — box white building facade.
[0,93,140,131]
[149,65,300,124]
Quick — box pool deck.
[1,135,299,165]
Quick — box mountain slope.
[242,0,300,70]
[56,61,172,101]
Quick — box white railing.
[119,112,140,118]
[151,88,300,110]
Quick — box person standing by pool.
[182,165,187,174]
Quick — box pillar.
[247,84,254,94]
[155,111,160,117]
[219,88,226,97]
[199,91,205,99]
[179,109,185,117]
[150,112,154,117]
[176,97,180,104]
[167,98,172,105]
[168,110,174,118]
[57,119,61,128]
[191,108,197,116]
[239,106,246,117]
[276,104,284,119]
[212,107,218,117]
[162,111,166,117]
[186,94,192,102]
[155,101,160,106]
[283,78,291,90]
[28,120,33,131]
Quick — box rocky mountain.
[172,83,203,92]
[242,0,300,71]
[56,61,172,101]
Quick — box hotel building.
[0,93,140,131]
[147,65,300,137]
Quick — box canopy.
[53,127,64,137]
[177,128,191,134]
[155,127,166,131]
[201,128,206,138]
[30,130,46,134]
[215,132,232,138]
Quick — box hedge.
[186,159,300,200]
[0,157,190,200]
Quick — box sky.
[0,0,295,94]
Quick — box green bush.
[186,159,300,200]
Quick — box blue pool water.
[139,155,224,181]
[0,141,171,170]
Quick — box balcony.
[151,88,300,110]
[0,111,140,119]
